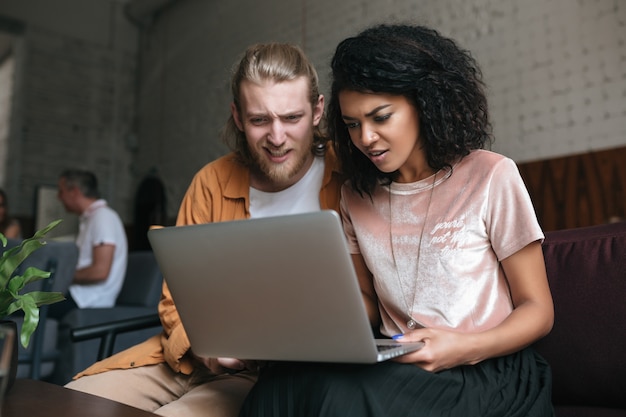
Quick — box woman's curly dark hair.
[328,23,493,196]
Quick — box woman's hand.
[392,328,481,373]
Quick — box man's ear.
[312,94,324,126]
[231,102,244,131]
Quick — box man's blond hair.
[221,43,326,165]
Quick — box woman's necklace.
[388,172,436,330]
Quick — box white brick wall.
[0,52,14,187]
[6,25,136,220]
[134,0,626,218]
[1,0,625,225]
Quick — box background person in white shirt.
[49,169,128,319]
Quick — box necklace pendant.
[407,319,418,330]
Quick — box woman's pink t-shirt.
[341,150,544,336]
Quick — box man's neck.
[78,198,101,216]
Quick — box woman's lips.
[368,149,387,163]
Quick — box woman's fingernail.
[392,334,403,340]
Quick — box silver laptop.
[147,210,423,364]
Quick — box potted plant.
[0,219,66,349]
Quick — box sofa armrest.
[534,221,626,410]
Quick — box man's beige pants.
[65,363,257,417]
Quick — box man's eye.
[250,118,267,125]
[284,114,302,122]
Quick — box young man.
[50,169,128,319]
[65,43,343,417]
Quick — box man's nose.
[267,120,286,146]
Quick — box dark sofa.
[533,220,626,416]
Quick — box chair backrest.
[534,221,626,409]
[3,238,78,294]
[115,250,163,307]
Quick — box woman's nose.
[360,125,378,147]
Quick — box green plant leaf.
[19,291,65,348]
[0,219,62,290]
[6,274,25,295]
[10,267,51,291]
[31,219,63,239]
[0,249,21,289]
[16,295,39,348]
[0,219,64,347]
[27,291,65,307]
[8,291,63,348]
[0,237,45,289]
[0,291,13,317]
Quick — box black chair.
[71,313,161,361]
[52,250,163,384]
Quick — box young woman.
[239,24,555,417]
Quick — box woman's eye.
[344,121,360,129]
[374,113,391,122]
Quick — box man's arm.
[72,243,115,284]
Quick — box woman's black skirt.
[239,347,554,417]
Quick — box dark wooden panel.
[517,146,626,231]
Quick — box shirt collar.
[81,199,107,219]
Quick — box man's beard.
[251,144,311,187]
